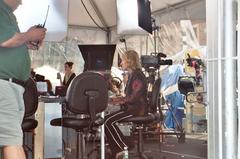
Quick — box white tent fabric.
[68,0,204,28]
[28,0,206,81]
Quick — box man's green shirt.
[0,1,31,81]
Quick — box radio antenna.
[33,5,50,50]
[42,5,50,27]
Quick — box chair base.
[76,130,86,159]
[23,131,35,159]
[130,126,153,159]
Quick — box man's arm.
[0,26,46,48]
[0,32,29,48]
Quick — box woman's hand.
[57,72,62,79]
[109,96,125,105]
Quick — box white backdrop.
[15,0,68,41]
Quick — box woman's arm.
[124,79,144,104]
[109,96,125,105]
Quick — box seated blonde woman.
[105,50,148,158]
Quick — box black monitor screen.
[138,0,152,34]
[78,44,116,71]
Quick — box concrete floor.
[63,132,207,159]
[151,133,207,159]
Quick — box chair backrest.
[149,78,161,113]
[66,71,108,115]
[23,78,39,117]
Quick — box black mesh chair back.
[149,78,161,113]
[50,71,108,159]
[66,71,108,116]
[23,77,38,117]
[22,77,39,158]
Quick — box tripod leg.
[166,103,183,131]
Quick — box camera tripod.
[142,67,186,144]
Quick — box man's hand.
[26,41,38,50]
[26,26,47,43]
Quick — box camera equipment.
[78,44,116,72]
[186,54,204,69]
[141,52,172,86]
[178,76,195,96]
[141,52,172,70]
[141,17,172,71]
[186,53,205,85]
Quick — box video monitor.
[78,44,116,72]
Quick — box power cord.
[81,0,108,32]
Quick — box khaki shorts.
[0,79,25,146]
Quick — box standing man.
[0,0,46,158]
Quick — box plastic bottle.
[123,146,129,159]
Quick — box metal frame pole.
[238,1,240,158]
[223,0,237,158]
[207,0,238,158]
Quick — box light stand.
[145,18,186,144]
[151,17,160,55]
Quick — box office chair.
[22,77,39,158]
[120,78,161,159]
[50,71,108,159]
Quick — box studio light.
[116,0,153,35]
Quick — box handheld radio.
[32,5,50,49]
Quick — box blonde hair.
[122,50,142,71]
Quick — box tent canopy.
[68,0,197,28]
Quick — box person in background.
[57,61,76,89]
[105,50,148,158]
[44,79,54,96]
[161,64,185,130]
[0,0,46,158]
